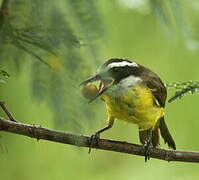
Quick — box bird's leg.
[142,128,153,162]
[0,102,17,122]
[89,117,114,153]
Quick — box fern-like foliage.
[167,81,199,103]
[0,0,103,132]
[149,0,180,25]
[149,0,187,36]
[1,0,195,133]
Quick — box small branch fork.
[0,118,199,163]
[0,102,16,122]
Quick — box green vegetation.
[1,0,199,179]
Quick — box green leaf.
[167,81,199,103]
[0,69,10,84]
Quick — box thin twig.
[0,117,199,163]
[12,41,52,68]
[16,34,57,56]
[0,102,16,122]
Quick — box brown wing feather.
[140,66,167,107]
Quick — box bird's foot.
[88,132,100,154]
[143,141,153,162]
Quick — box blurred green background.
[1,0,199,179]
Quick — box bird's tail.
[159,117,176,150]
[139,117,176,149]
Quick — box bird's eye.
[113,67,120,71]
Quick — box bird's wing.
[142,71,167,107]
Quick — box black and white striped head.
[98,58,142,84]
[80,58,143,100]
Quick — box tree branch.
[0,117,199,163]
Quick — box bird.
[80,58,176,161]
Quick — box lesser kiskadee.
[80,58,176,161]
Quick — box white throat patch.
[107,61,138,70]
[119,75,142,87]
[106,75,142,95]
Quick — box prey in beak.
[80,74,115,102]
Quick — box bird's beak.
[80,74,115,102]
[97,78,114,97]
[79,74,101,86]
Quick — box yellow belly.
[101,86,164,130]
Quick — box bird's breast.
[101,85,164,130]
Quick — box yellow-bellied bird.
[80,58,176,161]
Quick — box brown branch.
[0,117,199,163]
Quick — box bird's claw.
[88,132,100,154]
[143,141,153,162]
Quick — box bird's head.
[80,58,142,101]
